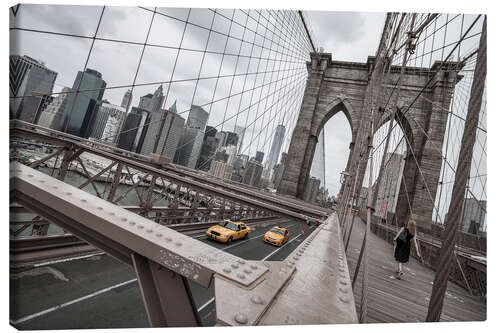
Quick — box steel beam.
[10,120,330,220]
[131,253,200,327]
[10,161,269,288]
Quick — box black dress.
[394,227,414,263]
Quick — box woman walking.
[393,219,421,279]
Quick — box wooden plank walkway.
[345,216,486,323]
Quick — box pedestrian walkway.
[345,216,486,323]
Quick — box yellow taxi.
[263,226,290,246]
[205,219,250,244]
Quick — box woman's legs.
[398,262,403,273]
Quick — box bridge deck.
[346,216,486,323]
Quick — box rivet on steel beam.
[39,180,45,183]
[97,206,103,210]
[146,229,153,233]
[237,259,245,265]
[250,264,258,270]
[174,242,182,247]
[156,233,162,238]
[121,217,127,222]
[223,267,232,274]
[251,295,264,304]
[293,256,299,261]
[339,279,348,285]
[138,225,144,229]
[231,263,239,269]
[297,253,302,257]
[237,273,246,279]
[234,313,248,324]
[109,212,115,216]
[165,237,172,242]
[339,287,348,294]
[244,269,252,274]
[339,296,349,303]
[129,221,136,226]
[80,198,86,202]
[51,186,58,189]
[287,263,293,268]
[28,174,34,177]
[66,192,72,195]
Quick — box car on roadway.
[263,226,290,246]
[205,219,250,244]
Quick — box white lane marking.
[33,252,106,267]
[10,278,138,325]
[197,297,215,312]
[260,233,304,261]
[197,227,305,312]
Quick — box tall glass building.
[266,124,286,174]
[58,68,106,137]
[9,55,57,123]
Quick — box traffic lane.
[11,220,311,328]
[262,225,316,261]
[224,221,304,260]
[14,279,148,330]
[10,254,138,321]
[194,219,294,250]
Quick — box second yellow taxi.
[205,219,250,244]
[263,225,290,246]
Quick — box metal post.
[426,16,486,322]
[131,253,201,327]
[107,163,123,202]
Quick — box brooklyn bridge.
[9,5,486,328]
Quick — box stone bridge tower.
[278,52,461,232]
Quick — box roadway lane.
[11,219,316,329]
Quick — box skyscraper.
[266,124,286,177]
[89,102,126,144]
[10,55,57,123]
[255,151,264,164]
[140,86,167,155]
[121,89,133,113]
[234,125,246,154]
[204,125,217,141]
[243,159,263,188]
[155,107,185,162]
[197,136,219,171]
[138,93,153,110]
[58,68,106,137]
[310,129,325,185]
[37,87,71,129]
[117,107,150,152]
[374,152,405,217]
[174,105,209,169]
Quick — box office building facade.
[10,55,57,123]
[58,68,106,137]
[266,124,286,178]
[174,105,209,169]
[117,107,150,152]
[37,87,71,129]
[121,89,132,112]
